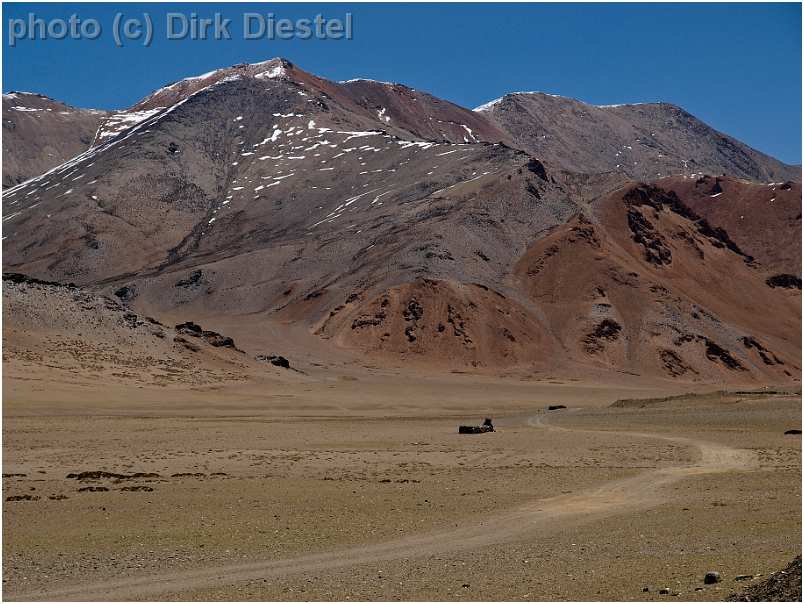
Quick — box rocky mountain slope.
[2,273,251,390]
[2,60,567,285]
[476,92,801,183]
[512,183,799,382]
[3,58,800,382]
[2,92,108,188]
[651,175,801,275]
[312,178,799,380]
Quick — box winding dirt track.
[13,412,756,601]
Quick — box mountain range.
[3,58,800,385]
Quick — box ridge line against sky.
[2,3,801,164]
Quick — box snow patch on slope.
[474,91,652,112]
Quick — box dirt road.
[12,411,757,601]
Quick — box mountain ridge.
[2,57,800,384]
[476,91,800,182]
[4,57,799,188]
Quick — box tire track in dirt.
[14,411,757,601]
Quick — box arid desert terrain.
[2,56,801,600]
[3,357,800,600]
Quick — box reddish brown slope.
[649,175,801,275]
[513,183,800,382]
[314,180,799,382]
[316,278,555,370]
[339,79,509,144]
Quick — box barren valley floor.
[2,375,800,601]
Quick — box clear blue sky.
[3,3,801,164]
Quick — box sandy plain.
[2,369,800,601]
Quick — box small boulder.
[459,418,494,434]
[175,322,239,350]
[784,429,801,435]
[256,354,290,369]
[202,332,236,348]
[175,322,203,336]
[547,405,567,411]
[114,285,137,302]
[269,355,290,369]
[704,572,722,585]
[659,587,670,595]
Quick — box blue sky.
[3,3,801,164]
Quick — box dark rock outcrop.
[766,274,802,290]
[256,354,290,369]
[175,322,238,349]
[726,556,801,602]
[584,319,623,353]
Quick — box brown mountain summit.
[476,91,800,182]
